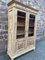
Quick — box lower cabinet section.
[27,38,34,47]
[7,38,35,59]
[7,38,35,58]
[14,38,35,57]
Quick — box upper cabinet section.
[7,0,39,14]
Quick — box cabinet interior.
[16,11,26,39]
[28,14,35,36]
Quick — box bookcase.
[7,0,38,60]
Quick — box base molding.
[7,47,35,60]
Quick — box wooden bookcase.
[7,0,38,60]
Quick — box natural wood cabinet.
[7,0,38,60]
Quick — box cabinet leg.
[11,58,14,60]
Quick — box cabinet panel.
[27,38,34,47]
[16,40,25,51]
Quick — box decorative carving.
[27,40,34,46]
[17,40,25,50]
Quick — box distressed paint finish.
[7,0,38,60]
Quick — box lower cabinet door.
[15,39,25,52]
[27,38,34,48]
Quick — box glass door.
[16,11,26,39]
[28,14,35,37]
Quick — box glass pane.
[28,14,35,36]
[17,11,26,39]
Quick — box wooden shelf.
[17,25,25,27]
[17,22,25,27]
[17,33,24,35]
[17,15,25,19]
[29,32,33,34]
[17,34,25,39]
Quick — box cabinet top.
[7,0,39,12]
